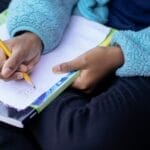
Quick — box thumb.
[52,56,86,73]
[0,48,6,68]
[1,52,23,78]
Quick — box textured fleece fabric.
[7,0,78,54]
[7,0,150,76]
[77,0,109,24]
[112,27,150,76]
[7,0,110,53]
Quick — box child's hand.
[0,32,42,80]
[53,46,124,93]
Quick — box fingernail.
[20,64,27,72]
[53,66,61,73]
[27,65,33,71]
[17,73,23,80]
[2,68,12,77]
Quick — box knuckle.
[60,63,72,72]
[8,65,17,71]
[81,55,88,67]
[78,81,90,91]
[0,49,6,59]
[8,58,20,69]
[0,74,8,80]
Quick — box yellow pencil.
[0,39,35,88]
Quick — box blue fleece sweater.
[7,0,150,76]
[76,0,109,24]
[112,27,150,76]
[7,0,78,54]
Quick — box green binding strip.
[99,28,117,47]
[30,71,80,113]
[0,10,8,25]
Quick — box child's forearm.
[7,0,77,54]
[111,27,150,76]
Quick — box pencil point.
[30,81,36,89]
[33,85,36,89]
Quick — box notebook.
[0,15,111,128]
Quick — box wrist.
[23,32,43,53]
[107,46,124,69]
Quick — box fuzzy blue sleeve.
[76,0,109,24]
[7,0,77,54]
[111,27,150,76]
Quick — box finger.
[25,54,41,73]
[0,73,5,80]
[9,72,24,80]
[0,48,6,68]
[72,78,93,93]
[71,71,90,90]
[19,64,28,72]
[0,72,23,81]
[52,55,87,73]
[71,70,97,93]
[1,48,24,78]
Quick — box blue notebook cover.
[0,71,79,128]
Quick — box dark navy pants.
[0,1,150,150]
[0,0,10,12]
[0,77,150,150]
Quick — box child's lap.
[0,76,149,150]
[28,76,150,150]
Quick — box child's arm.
[7,0,77,54]
[111,27,150,76]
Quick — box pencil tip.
[33,85,36,89]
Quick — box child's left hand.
[53,46,124,93]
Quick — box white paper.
[0,16,110,110]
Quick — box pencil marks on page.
[0,16,110,110]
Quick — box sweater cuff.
[7,0,75,54]
[111,30,150,76]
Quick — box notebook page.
[0,16,110,110]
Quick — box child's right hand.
[0,32,42,81]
